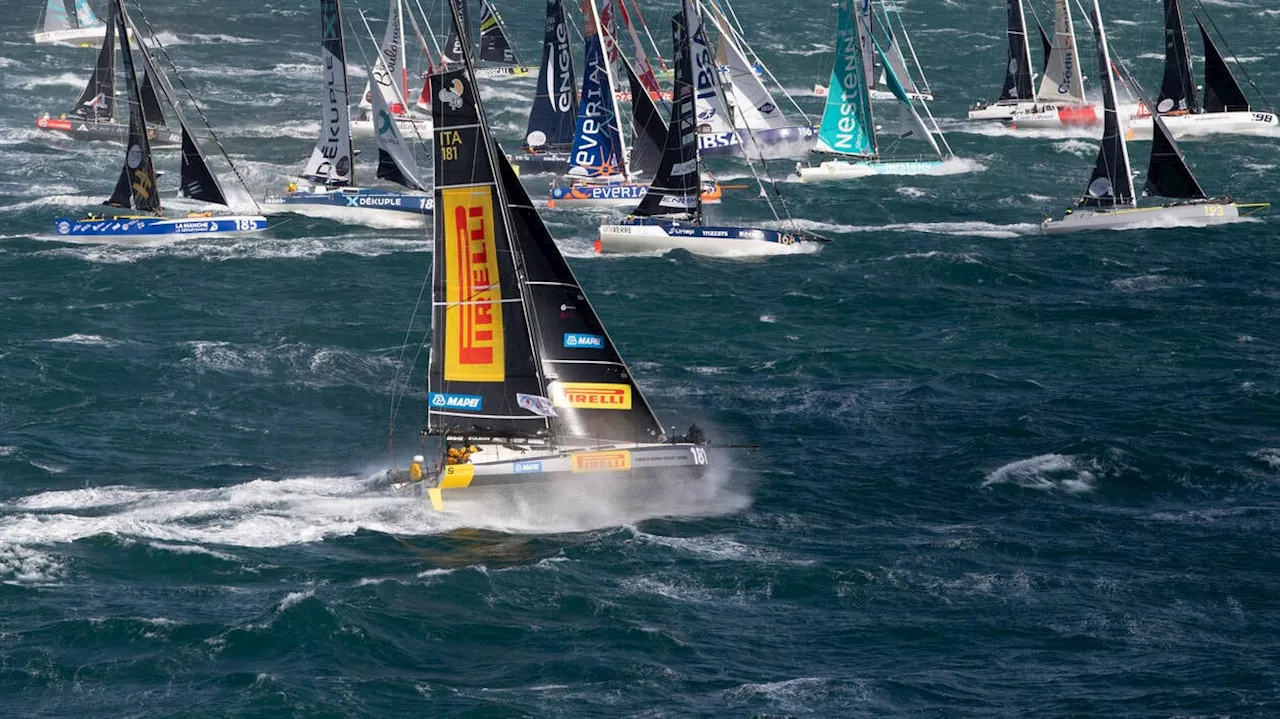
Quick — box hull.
[816,84,932,102]
[508,149,571,175]
[968,100,1037,121]
[33,26,107,45]
[1126,110,1279,140]
[1009,103,1100,128]
[263,187,433,227]
[53,214,267,241]
[390,441,710,511]
[349,114,433,140]
[475,65,533,79]
[796,157,948,182]
[597,220,825,257]
[35,114,178,145]
[548,182,722,209]
[699,124,818,159]
[1041,201,1255,235]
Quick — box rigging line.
[894,5,930,94]
[410,0,446,64]
[127,1,262,214]
[627,0,669,72]
[388,253,434,431]
[1193,1,1275,114]
[358,4,431,151]
[484,0,526,67]
[705,0,809,124]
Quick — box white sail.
[706,10,787,130]
[360,0,407,113]
[1036,0,1086,104]
[303,0,354,186]
[689,1,733,134]
[40,0,73,32]
[367,66,425,190]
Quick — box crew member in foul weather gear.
[446,445,480,465]
[409,455,425,481]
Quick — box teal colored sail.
[815,0,875,157]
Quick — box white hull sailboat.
[1007,0,1098,129]
[386,0,712,511]
[33,0,107,45]
[1126,109,1277,141]
[968,0,1052,121]
[1041,0,1267,235]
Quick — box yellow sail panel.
[443,186,505,383]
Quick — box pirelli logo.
[572,450,632,473]
[552,382,632,410]
[443,187,504,382]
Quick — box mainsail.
[429,0,664,442]
[814,0,876,158]
[477,1,518,65]
[369,66,426,190]
[302,0,355,187]
[1037,0,1086,105]
[525,0,577,150]
[567,0,628,179]
[441,0,472,64]
[73,15,116,120]
[361,0,407,113]
[1157,0,1196,114]
[1077,0,1133,208]
[1195,13,1249,113]
[617,0,662,94]
[997,0,1036,102]
[855,0,876,91]
[688,0,733,134]
[72,0,99,28]
[39,0,72,33]
[104,0,159,213]
[706,7,788,131]
[631,7,700,220]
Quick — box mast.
[302,0,355,187]
[813,0,876,159]
[1077,0,1133,208]
[997,0,1036,102]
[1037,0,1086,105]
[1156,0,1197,114]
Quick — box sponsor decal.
[552,382,632,410]
[438,78,466,111]
[56,221,70,235]
[513,460,543,474]
[517,393,558,417]
[697,132,739,150]
[429,392,483,411]
[563,333,604,349]
[443,187,505,382]
[571,450,632,472]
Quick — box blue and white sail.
[689,3,733,134]
[704,7,788,131]
[567,0,629,179]
[72,0,100,28]
[814,0,875,157]
[525,0,577,150]
[302,0,355,186]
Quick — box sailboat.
[1126,0,1277,140]
[507,0,578,175]
[349,0,433,140]
[387,0,711,512]
[1041,0,1268,234]
[795,0,959,182]
[33,0,107,45]
[548,0,721,209]
[35,8,176,146]
[53,0,267,241]
[264,0,432,227]
[440,0,531,79]
[1007,0,1098,128]
[597,0,827,256]
[817,1,934,103]
[968,0,1043,120]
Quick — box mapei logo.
[429,392,483,410]
[551,382,631,410]
[563,333,604,349]
[571,450,632,473]
[512,461,543,474]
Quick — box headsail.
[362,0,407,114]
[1036,15,1051,74]
[302,0,355,187]
[997,0,1036,102]
[1157,0,1196,114]
[855,0,876,91]
[369,66,426,191]
[72,0,99,28]
[525,0,577,151]
[567,0,628,179]
[620,51,666,179]
[631,7,700,220]
[73,15,116,120]
[1195,13,1249,113]
[1145,114,1207,200]
[40,0,72,33]
[178,127,230,206]
[477,1,518,65]
[104,0,160,213]
[814,0,876,158]
[140,67,167,126]
[1037,0,1086,105]
[705,6,788,131]
[1077,0,1133,209]
[876,40,940,156]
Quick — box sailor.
[287,182,297,193]
[445,444,480,465]
[409,455,425,481]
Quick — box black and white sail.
[428,0,664,443]
[1077,0,1133,208]
[302,0,355,186]
[1194,12,1250,113]
[1036,15,1051,74]
[368,65,426,190]
[140,66,168,126]
[997,0,1036,103]
[524,0,577,151]
[630,7,699,220]
[1145,114,1207,200]
[104,0,159,213]
[1157,0,1197,114]
[477,0,518,65]
[620,51,665,179]
[72,13,116,120]
[441,0,473,65]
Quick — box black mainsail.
[1145,114,1207,201]
[1195,13,1249,113]
[1157,0,1197,114]
[72,13,115,120]
[1077,0,1133,209]
[1036,16,1051,75]
[428,0,664,443]
[630,7,699,220]
[140,67,167,127]
[997,0,1035,103]
[620,51,665,179]
[477,0,519,66]
[441,0,473,65]
[104,0,159,213]
[524,0,577,151]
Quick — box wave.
[766,217,1039,239]
[982,454,1097,493]
[44,333,123,347]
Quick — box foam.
[767,217,1038,239]
[44,333,123,347]
[982,454,1097,493]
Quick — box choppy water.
[2,0,1279,715]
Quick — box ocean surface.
[2,0,1279,715]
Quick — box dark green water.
[1,0,1278,715]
